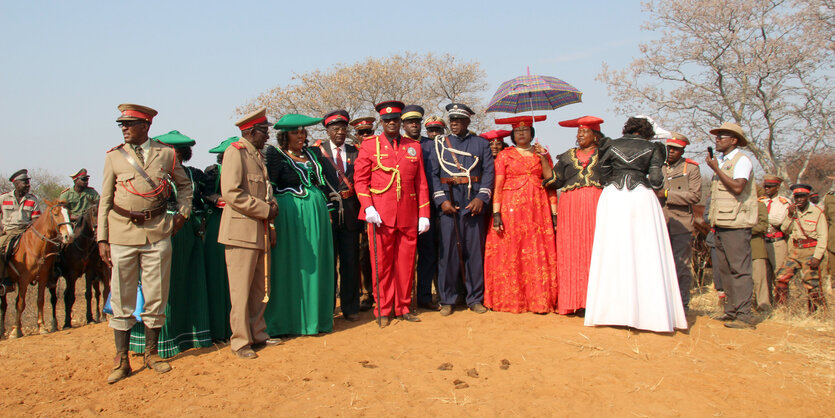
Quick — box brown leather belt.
[793,238,817,248]
[440,176,480,185]
[112,203,167,225]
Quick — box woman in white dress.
[584,117,687,333]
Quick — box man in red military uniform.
[354,100,431,327]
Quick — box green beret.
[210,137,240,154]
[273,114,323,132]
[153,130,196,148]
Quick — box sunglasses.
[79,176,90,181]
[118,120,146,128]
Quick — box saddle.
[0,233,23,260]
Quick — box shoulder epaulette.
[231,141,245,150]
[154,139,174,149]
[107,143,125,153]
[758,195,767,201]
[313,140,323,147]
[60,187,70,193]
[778,196,789,204]
[685,158,699,166]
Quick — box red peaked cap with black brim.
[494,115,547,129]
[558,116,604,133]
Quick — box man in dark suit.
[317,109,363,321]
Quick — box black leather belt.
[441,176,480,185]
[112,203,166,225]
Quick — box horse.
[0,200,74,338]
[48,206,110,330]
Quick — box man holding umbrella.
[428,103,494,316]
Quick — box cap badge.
[386,107,392,114]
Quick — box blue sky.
[0,0,656,188]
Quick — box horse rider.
[98,104,192,383]
[59,168,100,222]
[0,169,44,296]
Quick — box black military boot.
[107,329,132,384]
[144,326,171,373]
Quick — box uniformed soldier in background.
[0,169,43,296]
[759,174,790,301]
[824,175,835,289]
[59,168,100,221]
[218,108,279,358]
[774,184,829,314]
[349,115,376,310]
[659,132,701,310]
[98,104,192,384]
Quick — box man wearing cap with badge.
[402,105,439,310]
[705,122,758,329]
[316,109,363,321]
[774,184,829,313]
[354,100,431,326]
[759,174,790,303]
[218,108,279,358]
[59,169,100,222]
[658,132,702,311]
[98,104,192,383]
[428,103,494,316]
[0,169,44,295]
[349,116,376,149]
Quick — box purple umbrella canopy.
[486,74,582,114]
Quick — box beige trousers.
[225,246,269,352]
[108,237,172,331]
[751,258,771,307]
[765,239,787,291]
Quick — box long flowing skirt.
[585,184,687,332]
[130,216,213,357]
[555,186,602,314]
[204,207,232,341]
[264,188,335,336]
[484,182,557,313]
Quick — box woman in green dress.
[263,114,338,336]
[201,137,238,342]
[129,131,213,358]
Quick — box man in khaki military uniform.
[218,108,279,359]
[774,184,829,313]
[750,198,771,310]
[59,168,100,221]
[659,132,701,310]
[0,169,43,295]
[822,175,835,289]
[97,104,192,384]
[759,174,790,298]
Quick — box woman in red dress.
[484,116,558,313]
[540,116,607,315]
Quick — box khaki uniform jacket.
[97,140,192,245]
[780,203,829,259]
[759,194,790,238]
[0,191,43,233]
[823,193,835,250]
[662,158,702,235]
[750,201,769,260]
[217,138,274,250]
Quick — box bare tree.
[598,0,834,181]
[238,53,490,139]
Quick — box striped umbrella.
[486,73,582,114]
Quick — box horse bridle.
[31,205,73,248]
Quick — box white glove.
[365,206,382,226]
[418,217,430,234]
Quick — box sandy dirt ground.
[0,282,833,416]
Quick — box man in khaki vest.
[705,122,758,329]
[774,184,829,313]
[659,132,701,310]
[97,104,192,383]
[218,108,279,359]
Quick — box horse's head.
[44,199,75,244]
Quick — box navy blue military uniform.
[417,134,439,305]
[428,115,494,308]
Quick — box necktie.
[335,147,346,175]
[133,145,145,166]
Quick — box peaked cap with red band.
[235,107,270,131]
[790,184,813,195]
[350,116,375,129]
[424,116,446,128]
[323,109,350,127]
[116,103,158,123]
[70,168,88,180]
[375,100,404,120]
[763,174,783,185]
[558,116,604,133]
[494,115,547,129]
[481,130,512,141]
[665,132,690,148]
